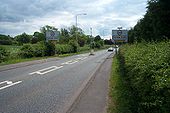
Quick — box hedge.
[119,41,170,113]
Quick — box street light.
[75,13,87,27]
[75,13,87,43]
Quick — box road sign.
[112,30,128,42]
[46,30,60,41]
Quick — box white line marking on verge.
[0,81,22,90]
[29,66,63,75]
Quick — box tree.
[94,35,101,42]
[15,33,32,44]
[60,28,70,44]
[33,31,45,42]
[0,34,13,45]
[129,0,170,42]
[40,25,58,34]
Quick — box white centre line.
[0,81,22,91]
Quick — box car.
[108,47,114,52]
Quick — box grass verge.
[108,55,132,113]
[0,45,111,66]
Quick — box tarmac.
[0,57,61,72]
[68,53,114,113]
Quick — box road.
[0,50,113,113]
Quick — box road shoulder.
[69,54,114,113]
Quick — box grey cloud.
[0,0,148,36]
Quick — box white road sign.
[112,30,128,42]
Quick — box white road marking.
[29,66,63,75]
[0,81,22,90]
[61,57,87,65]
[61,60,78,65]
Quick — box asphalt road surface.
[0,50,113,113]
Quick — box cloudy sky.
[0,0,147,38]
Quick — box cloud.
[0,0,147,37]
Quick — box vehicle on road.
[108,47,114,52]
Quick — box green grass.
[108,55,132,113]
[0,55,59,66]
[0,45,112,66]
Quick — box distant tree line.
[0,25,112,62]
[0,25,110,47]
[128,0,170,43]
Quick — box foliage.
[104,39,113,45]
[32,32,45,43]
[44,42,56,56]
[108,56,132,113]
[33,42,46,57]
[55,44,73,54]
[68,40,79,53]
[0,34,13,45]
[94,35,102,42]
[19,44,34,58]
[60,28,70,44]
[40,25,58,34]
[15,33,32,44]
[119,41,170,113]
[128,0,170,43]
[0,46,9,63]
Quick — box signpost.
[46,30,60,42]
[112,29,128,43]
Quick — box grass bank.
[108,55,133,113]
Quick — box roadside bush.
[95,41,102,48]
[19,44,34,58]
[44,42,56,56]
[33,42,45,57]
[79,45,90,52]
[68,40,79,53]
[56,44,73,54]
[0,40,12,45]
[119,41,170,113]
[0,46,9,63]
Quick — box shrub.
[0,46,9,63]
[119,41,170,113]
[33,42,45,57]
[95,41,101,48]
[69,40,79,53]
[56,44,73,54]
[19,44,34,58]
[44,42,56,56]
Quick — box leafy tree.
[68,40,79,53]
[129,0,170,42]
[33,32,45,42]
[104,39,113,45]
[15,33,32,44]
[40,25,58,34]
[0,34,13,45]
[60,28,70,44]
[94,35,102,42]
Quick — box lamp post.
[75,13,87,28]
[75,13,87,42]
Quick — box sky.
[0,0,147,38]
